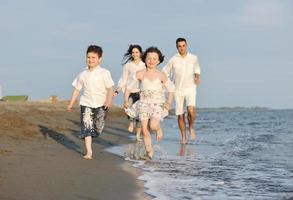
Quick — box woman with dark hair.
[124,47,175,159]
[113,44,145,141]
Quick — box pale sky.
[0,0,292,108]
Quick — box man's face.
[176,41,187,55]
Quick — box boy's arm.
[104,87,113,109]
[115,64,129,94]
[67,88,79,111]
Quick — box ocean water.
[107,110,293,200]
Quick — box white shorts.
[175,87,197,115]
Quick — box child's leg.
[135,127,142,142]
[84,136,92,159]
[141,119,153,159]
[127,94,135,133]
[135,119,142,142]
[95,107,107,135]
[80,106,95,159]
[128,119,134,133]
[149,118,163,142]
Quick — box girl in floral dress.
[124,47,175,159]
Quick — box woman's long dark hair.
[122,44,143,65]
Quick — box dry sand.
[0,101,150,200]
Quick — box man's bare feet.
[189,129,196,140]
[128,122,134,133]
[83,154,92,160]
[181,139,187,145]
[156,128,163,142]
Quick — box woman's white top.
[117,60,145,93]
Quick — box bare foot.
[181,140,187,145]
[145,144,154,160]
[146,148,154,160]
[189,129,196,140]
[136,136,142,142]
[128,122,134,133]
[83,154,92,160]
[156,129,163,142]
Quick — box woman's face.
[131,48,141,61]
[145,52,159,69]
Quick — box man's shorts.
[175,87,197,115]
[80,105,108,139]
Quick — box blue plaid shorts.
[80,105,108,139]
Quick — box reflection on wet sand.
[125,142,147,160]
[179,144,193,156]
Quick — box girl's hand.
[163,102,171,110]
[113,90,119,98]
[123,101,129,109]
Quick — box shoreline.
[0,101,151,200]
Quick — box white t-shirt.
[163,53,201,91]
[117,61,145,93]
[72,66,114,108]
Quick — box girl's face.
[145,52,159,69]
[131,48,141,61]
[86,52,101,69]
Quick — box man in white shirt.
[163,38,201,144]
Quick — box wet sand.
[0,101,150,200]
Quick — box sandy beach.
[0,101,150,200]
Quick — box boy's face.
[145,52,159,69]
[86,52,101,69]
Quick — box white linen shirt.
[117,61,145,93]
[72,66,114,108]
[163,53,201,92]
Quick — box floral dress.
[125,77,172,121]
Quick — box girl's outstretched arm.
[161,73,175,110]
